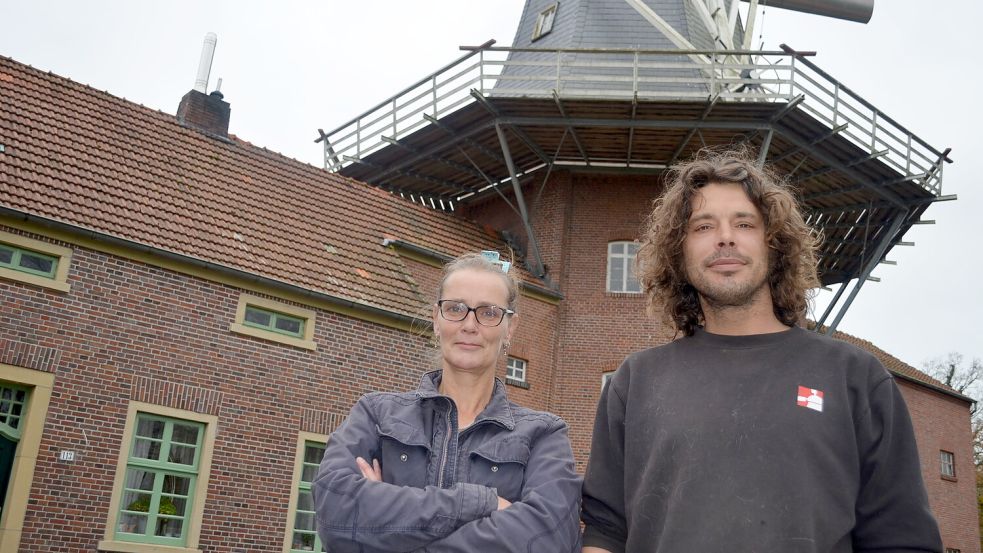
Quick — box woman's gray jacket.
[312,371,582,552]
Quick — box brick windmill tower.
[317,0,951,475]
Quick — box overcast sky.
[2,0,979,370]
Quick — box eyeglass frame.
[435,299,515,327]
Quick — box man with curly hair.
[581,150,942,553]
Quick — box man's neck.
[700,290,790,336]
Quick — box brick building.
[0,14,976,553]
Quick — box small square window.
[945,548,961,553]
[532,3,558,41]
[506,357,528,386]
[940,450,955,479]
[244,306,273,327]
[18,250,56,275]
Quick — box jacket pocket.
[377,420,431,489]
[468,437,531,503]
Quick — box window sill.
[604,291,643,298]
[229,323,316,351]
[505,378,529,389]
[0,266,71,292]
[941,474,957,483]
[98,539,201,553]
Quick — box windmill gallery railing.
[318,44,946,197]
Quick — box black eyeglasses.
[436,300,514,327]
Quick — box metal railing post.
[906,134,912,173]
[357,119,362,157]
[633,50,639,97]
[432,75,438,117]
[788,55,795,100]
[392,98,398,139]
[555,50,562,93]
[479,49,485,94]
[710,52,717,96]
[871,111,877,151]
[833,82,839,125]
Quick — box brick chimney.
[177,89,231,138]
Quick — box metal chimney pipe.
[741,0,874,23]
[193,32,218,93]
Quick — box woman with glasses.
[312,252,581,553]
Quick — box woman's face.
[433,268,515,376]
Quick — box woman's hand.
[356,456,382,482]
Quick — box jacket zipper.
[436,398,453,488]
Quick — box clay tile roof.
[0,55,526,318]
[814,324,969,401]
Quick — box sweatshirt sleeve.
[312,395,498,553]
[853,370,943,552]
[417,418,582,553]
[581,365,629,553]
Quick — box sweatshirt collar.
[690,325,803,349]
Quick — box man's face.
[682,182,771,309]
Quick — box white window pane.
[506,358,526,382]
[609,260,624,292]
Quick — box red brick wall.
[2,229,433,552]
[899,379,980,553]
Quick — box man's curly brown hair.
[636,149,820,336]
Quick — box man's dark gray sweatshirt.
[581,326,942,553]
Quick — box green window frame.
[244,305,306,338]
[115,414,204,547]
[0,243,58,279]
[290,441,326,552]
[0,384,28,440]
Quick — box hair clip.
[480,250,511,273]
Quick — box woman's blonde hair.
[435,252,520,312]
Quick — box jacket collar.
[416,370,516,430]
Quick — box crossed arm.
[355,457,513,511]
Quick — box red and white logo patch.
[796,386,824,412]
